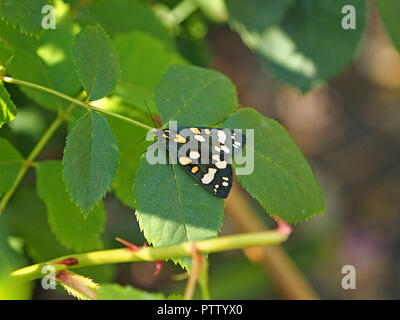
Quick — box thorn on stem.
[273,216,292,236]
[115,237,142,252]
[51,258,79,266]
[154,261,164,276]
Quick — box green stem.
[0,109,69,214]
[10,230,288,284]
[171,0,198,24]
[2,76,154,131]
[198,259,210,300]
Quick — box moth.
[153,127,246,198]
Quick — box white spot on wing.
[217,130,226,144]
[194,135,205,142]
[189,151,200,159]
[201,168,217,184]
[215,160,227,169]
[220,146,230,153]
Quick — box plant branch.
[9,229,290,285]
[183,245,203,300]
[1,76,154,131]
[225,182,319,300]
[198,257,210,300]
[0,102,77,214]
[171,0,198,24]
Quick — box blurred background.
[1,0,399,299]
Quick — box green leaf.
[223,108,324,223]
[0,138,23,196]
[0,0,47,35]
[154,65,237,126]
[96,284,164,300]
[376,0,400,53]
[57,270,98,300]
[113,31,185,114]
[0,224,32,299]
[227,0,295,31]
[2,187,115,283]
[36,160,106,251]
[228,0,366,92]
[167,293,184,300]
[0,18,37,52]
[73,24,120,101]
[2,187,70,261]
[100,97,153,208]
[0,81,17,127]
[63,110,119,214]
[36,20,82,108]
[0,19,81,111]
[134,150,224,270]
[76,0,173,49]
[3,50,62,111]
[195,0,228,22]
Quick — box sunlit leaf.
[63,110,119,214]
[73,25,120,101]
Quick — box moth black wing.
[154,127,245,198]
[180,163,233,199]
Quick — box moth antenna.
[144,100,158,129]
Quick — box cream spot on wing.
[214,146,221,152]
[179,157,192,165]
[220,146,230,153]
[215,160,227,169]
[204,129,211,134]
[217,130,226,144]
[174,134,187,143]
[222,181,229,187]
[194,134,205,142]
[234,141,241,146]
[189,151,200,159]
[201,168,217,184]
[222,177,229,181]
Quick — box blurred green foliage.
[0,0,399,300]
